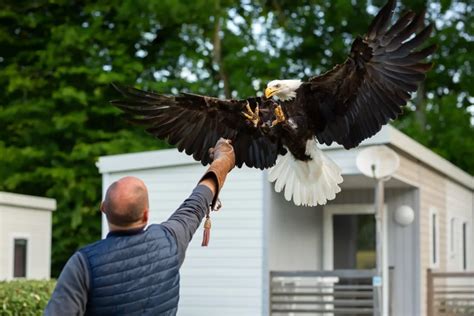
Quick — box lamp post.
[356,146,400,316]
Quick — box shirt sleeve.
[44,251,90,316]
[161,184,214,266]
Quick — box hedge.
[0,280,56,316]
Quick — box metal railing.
[427,269,474,316]
[270,270,377,315]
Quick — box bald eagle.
[111,0,434,206]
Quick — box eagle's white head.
[265,79,302,101]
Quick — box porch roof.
[321,125,473,190]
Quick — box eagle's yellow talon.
[242,101,260,127]
[271,105,286,127]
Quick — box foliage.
[0,280,56,316]
[393,0,474,173]
[0,0,472,277]
[0,0,169,276]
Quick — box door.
[333,214,376,269]
[323,204,387,271]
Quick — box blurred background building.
[0,192,56,280]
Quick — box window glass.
[14,239,27,278]
[462,222,467,270]
[450,218,455,254]
[432,213,437,265]
[333,214,375,270]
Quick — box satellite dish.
[356,145,400,179]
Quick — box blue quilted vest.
[79,224,180,316]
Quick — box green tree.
[0,0,197,275]
[394,1,474,173]
[0,0,472,276]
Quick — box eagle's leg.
[271,105,286,127]
[242,101,260,127]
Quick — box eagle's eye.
[275,84,281,88]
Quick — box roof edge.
[0,192,57,211]
[97,125,473,190]
[386,126,473,190]
[96,148,199,174]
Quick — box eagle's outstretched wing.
[306,0,435,149]
[111,85,281,169]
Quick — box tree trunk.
[414,82,427,131]
[212,2,231,99]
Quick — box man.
[44,138,235,315]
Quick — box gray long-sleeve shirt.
[44,185,213,316]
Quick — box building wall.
[102,164,265,316]
[446,181,473,271]
[266,187,323,271]
[0,208,4,278]
[395,151,451,316]
[385,188,420,316]
[0,205,52,280]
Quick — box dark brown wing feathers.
[366,0,396,40]
[310,0,434,149]
[111,84,279,169]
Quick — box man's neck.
[108,222,147,232]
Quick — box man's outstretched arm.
[161,138,235,265]
[44,252,90,316]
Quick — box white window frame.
[449,217,456,259]
[8,233,31,280]
[429,208,440,268]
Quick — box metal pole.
[375,179,385,316]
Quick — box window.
[13,239,27,278]
[450,218,455,256]
[429,208,439,267]
[462,222,467,270]
[432,213,437,264]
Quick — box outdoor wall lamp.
[394,205,415,226]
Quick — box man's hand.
[209,138,235,171]
[199,138,235,199]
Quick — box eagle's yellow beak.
[265,87,279,98]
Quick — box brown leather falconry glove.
[199,138,235,246]
[200,138,235,209]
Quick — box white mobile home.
[0,192,56,280]
[97,125,473,316]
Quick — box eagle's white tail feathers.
[268,139,343,206]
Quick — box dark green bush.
[0,280,56,316]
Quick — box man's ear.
[100,201,106,213]
[143,208,149,223]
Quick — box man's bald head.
[101,176,149,227]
